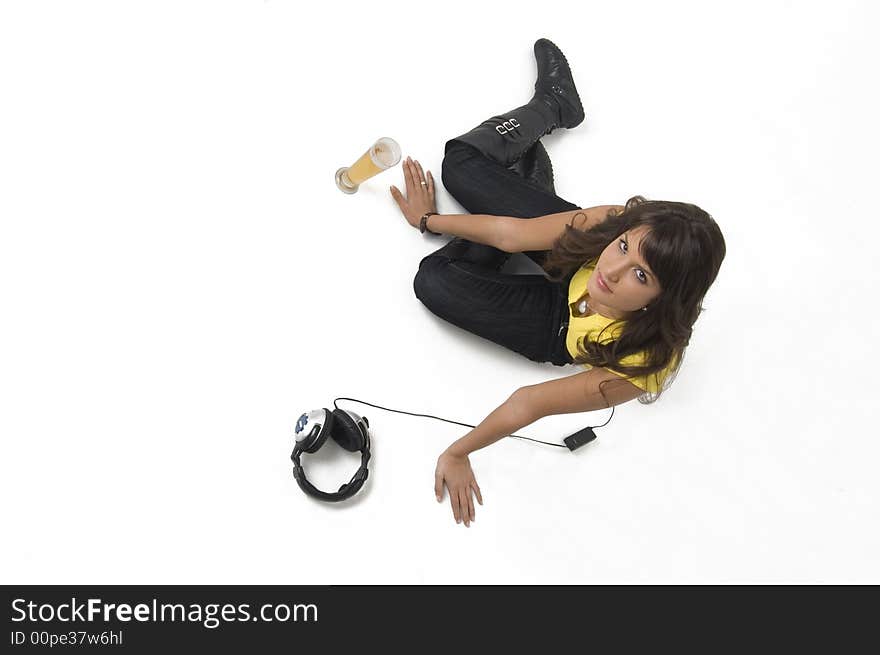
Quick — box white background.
[1,0,878,584]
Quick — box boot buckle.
[495,118,520,135]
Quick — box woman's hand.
[434,449,483,527]
[390,156,437,229]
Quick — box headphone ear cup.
[331,409,366,453]
[303,408,334,454]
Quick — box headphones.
[291,407,372,503]
[291,397,610,503]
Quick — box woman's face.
[587,225,663,316]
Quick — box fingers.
[458,488,470,527]
[414,160,427,189]
[389,185,405,210]
[403,156,415,194]
[471,480,483,506]
[434,468,443,503]
[445,488,478,527]
[414,160,435,199]
[435,453,480,528]
[449,493,460,525]
[404,156,432,196]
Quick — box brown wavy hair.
[541,195,726,404]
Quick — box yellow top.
[565,259,677,393]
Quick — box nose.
[604,262,624,283]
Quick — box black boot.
[532,38,585,131]
[507,141,555,194]
[445,38,585,168]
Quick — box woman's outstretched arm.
[389,157,620,252]
[436,368,642,526]
[425,213,511,249]
[445,367,641,458]
[501,205,626,253]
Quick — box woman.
[390,38,726,527]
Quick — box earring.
[642,306,648,311]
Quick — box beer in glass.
[335,137,401,194]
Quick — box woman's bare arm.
[444,368,641,457]
[424,205,623,254]
[424,213,509,250]
[435,367,642,527]
[515,367,643,419]
[498,205,625,253]
[443,389,535,457]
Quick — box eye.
[619,239,649,284]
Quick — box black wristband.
[419,212,440,235]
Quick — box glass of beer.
[335,137,401,194]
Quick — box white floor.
[2,0,878,584]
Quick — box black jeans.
[412,140,580,366]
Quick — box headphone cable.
[333,396,613,449]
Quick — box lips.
[596,271,612,293]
